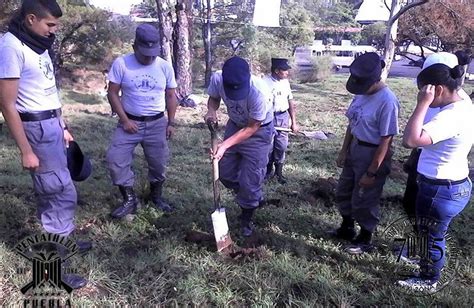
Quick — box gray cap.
[135,24,160,57]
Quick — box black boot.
[346,228,373,255]
[264,162,274,180]
[332,216,356,241]
[150,181,173,212]
[239,208,256,237]
[111,186,138,219]
[52,244,88,290]
[352,228,372,245]
[275,163,287,184]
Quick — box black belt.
[19,108,61,122]
[126,112,164,122]
[357,139,379,147]
[419,174,468,186]
[261,121,272,127]
[274,110,288,115]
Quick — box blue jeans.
[415,176,472,281]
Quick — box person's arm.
[204,96,221,123]
[359,135,393,188]
[165,87,178,139]
[336,125,353,168]
[0,78,39,170]
[107,82,138,134]
[402,85,435,148]
[213,118,262,160]
[288,99,298,132]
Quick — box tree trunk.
[381,0,429,81]
[203,0,212,87]
[173,1,192,101]
[381,0,400,81]
[156,0,173,63]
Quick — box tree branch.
[388,0,429,27]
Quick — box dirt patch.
[62,68,107,95]
[305,177,338,207]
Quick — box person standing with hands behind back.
[332,52,399,254]
[106,24,178,219]
[398,55,473,292]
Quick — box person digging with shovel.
[204,56,274,237]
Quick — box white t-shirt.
[423,88,471,123]
[108,54,177,116]
[0,32,61,112]
[207,72,273,127]
[418,95,474,180]
[262,75,293,112]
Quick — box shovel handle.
[208,120,221,210]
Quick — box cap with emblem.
[222,56,251,100]
[134,24,161,57]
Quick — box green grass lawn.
[0,75,473,306]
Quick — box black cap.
[222,56,251,100]
[67,141,92,182]
[135,24,160,57]
[271,58,291,70]
[346,52,384,95]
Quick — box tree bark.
[202,0,212,87]
[381,0,429,81]
[173,1,192,101]
[156,0,173,63]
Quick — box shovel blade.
[211,208,233,252]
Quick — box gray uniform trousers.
[23,118,77,236]
[335,139,392,233]
[106,116,169,187]
[219,120,274,209]
[269,111,289,164]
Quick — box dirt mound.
[306,177,338,206]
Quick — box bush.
[296,56,333,83]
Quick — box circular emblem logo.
[379,216,461,296]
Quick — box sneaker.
[393,246,420,265]
[397,277,437,293]
[344,243,374,255]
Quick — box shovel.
[207,121,233,252]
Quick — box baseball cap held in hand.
[67,141,92,182]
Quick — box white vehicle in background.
[294,40,377,70]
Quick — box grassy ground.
[0,75,473,306]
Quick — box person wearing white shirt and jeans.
[399,53,473,292]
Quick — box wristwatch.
[168,120,177,128]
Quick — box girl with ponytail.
[399,52,473,292]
